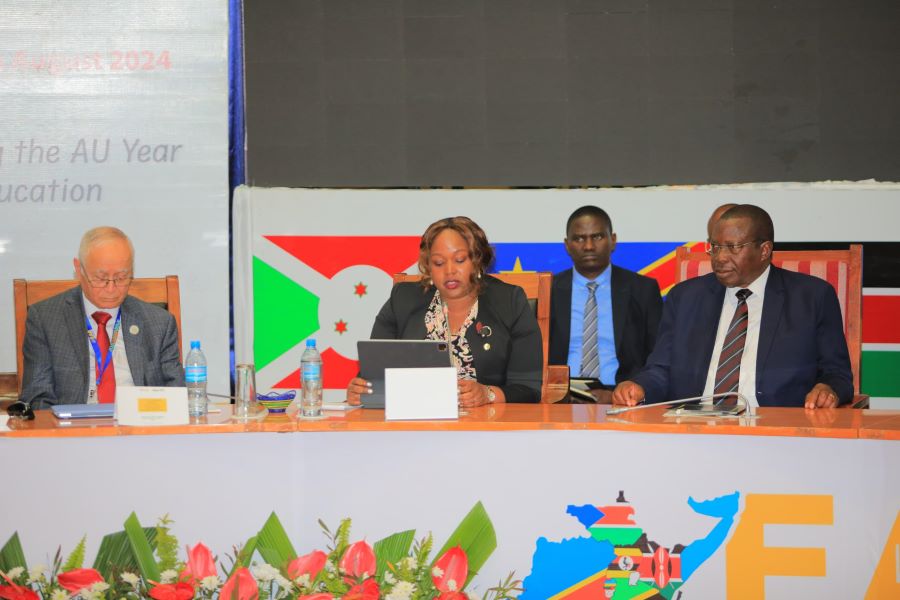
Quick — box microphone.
[607,392,747,416]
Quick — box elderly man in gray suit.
[21,226,184,409]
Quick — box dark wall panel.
[243,0,900,187]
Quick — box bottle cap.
[306,339,316,347]
[190,340,200,349]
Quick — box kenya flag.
[251,235,420,393]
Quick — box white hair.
[77,226,134,267]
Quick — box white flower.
[431,566,444,578]
[400,557,417,571]
[27,564,47,582]
[120,572,140,588]
[251,563,280,582]
[447,579,458,592]
[385,580,416,600]
[51,590,69,600]
[79,590,100,600]
[293,574,310,587]
[160,569,178,583]
[5,567,24,580]
[274,574,291,591]
[323,561,336,572]
[200,575,220,591]
[383,571,397,585]
[90,582,109,593]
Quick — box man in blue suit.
[613,204,852,409]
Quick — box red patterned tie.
[714,289,752,396]
[92,311,116,404]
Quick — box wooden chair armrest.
[846,394,869,409]
[542,365,570,404]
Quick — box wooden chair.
[674,245,866,406]
[13,276,182,395]
[391,272,569,403]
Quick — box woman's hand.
[346,377,372,406]
[458,379,493,408]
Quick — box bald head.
[707,203,738,239]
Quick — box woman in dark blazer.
[347,217,543,406]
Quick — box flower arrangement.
[0,504,520,600]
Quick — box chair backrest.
[674,245,863,393]
[13,276,182,394]
[391,272,555,400]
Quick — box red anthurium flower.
[0,574,39,600]
[57,568,105,593]
[148,583,194,600]
[296,595,333,600]
[340,540,376,580]
[343,579,379,600]
[287,550,328,580]
[219,567,258,600]
[180,542,217,582]
[432,546,468,593]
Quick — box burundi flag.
[251,235,421,394]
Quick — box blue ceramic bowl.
[257,390,296,414]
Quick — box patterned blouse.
[424,289,478,380]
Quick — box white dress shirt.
[702,266,771,408]
[83,294,134,403]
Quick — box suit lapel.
[65,289,90,394]
[756,267,784,387]
[551,269,573,351]
[610,266,628,353]
[121,296,145,385]
[696,276,726,384]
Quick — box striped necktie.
[581,282,600,378]
[713,289,752,396]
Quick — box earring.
[477,272,482,279]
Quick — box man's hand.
[612,381,645,406]
[804,382,839,409]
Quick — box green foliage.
[0,532,27,573]
[434,501,497,586]
[373,529,415,582]
[255,512,297,575]
[124,513,160,582]
[228,536,257,576]
[61,535,87,571]
[93,527,158,581]
[154,515,181,573]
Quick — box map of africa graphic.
[522,491,741,599]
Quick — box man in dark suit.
[549,206,663,392]
[21,226,184,408]
[613,204,852,409]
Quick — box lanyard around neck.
[85,309,122,386]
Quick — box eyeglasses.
[81,267,133,288]
[705,240,760,256]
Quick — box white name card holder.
[384,367,458,421]
[116,386,189,426]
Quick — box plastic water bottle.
[184,340,208,417]
[300,339,323,417]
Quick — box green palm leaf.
[255,513,296,574]
[0,533,27,573]
[228,535,258,576]
[434,502,496,586]
[93,528,158,580]
[124,513,160,582]
[373,529,415,579]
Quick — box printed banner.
[0,1,229,389]
[233,186,900,401]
